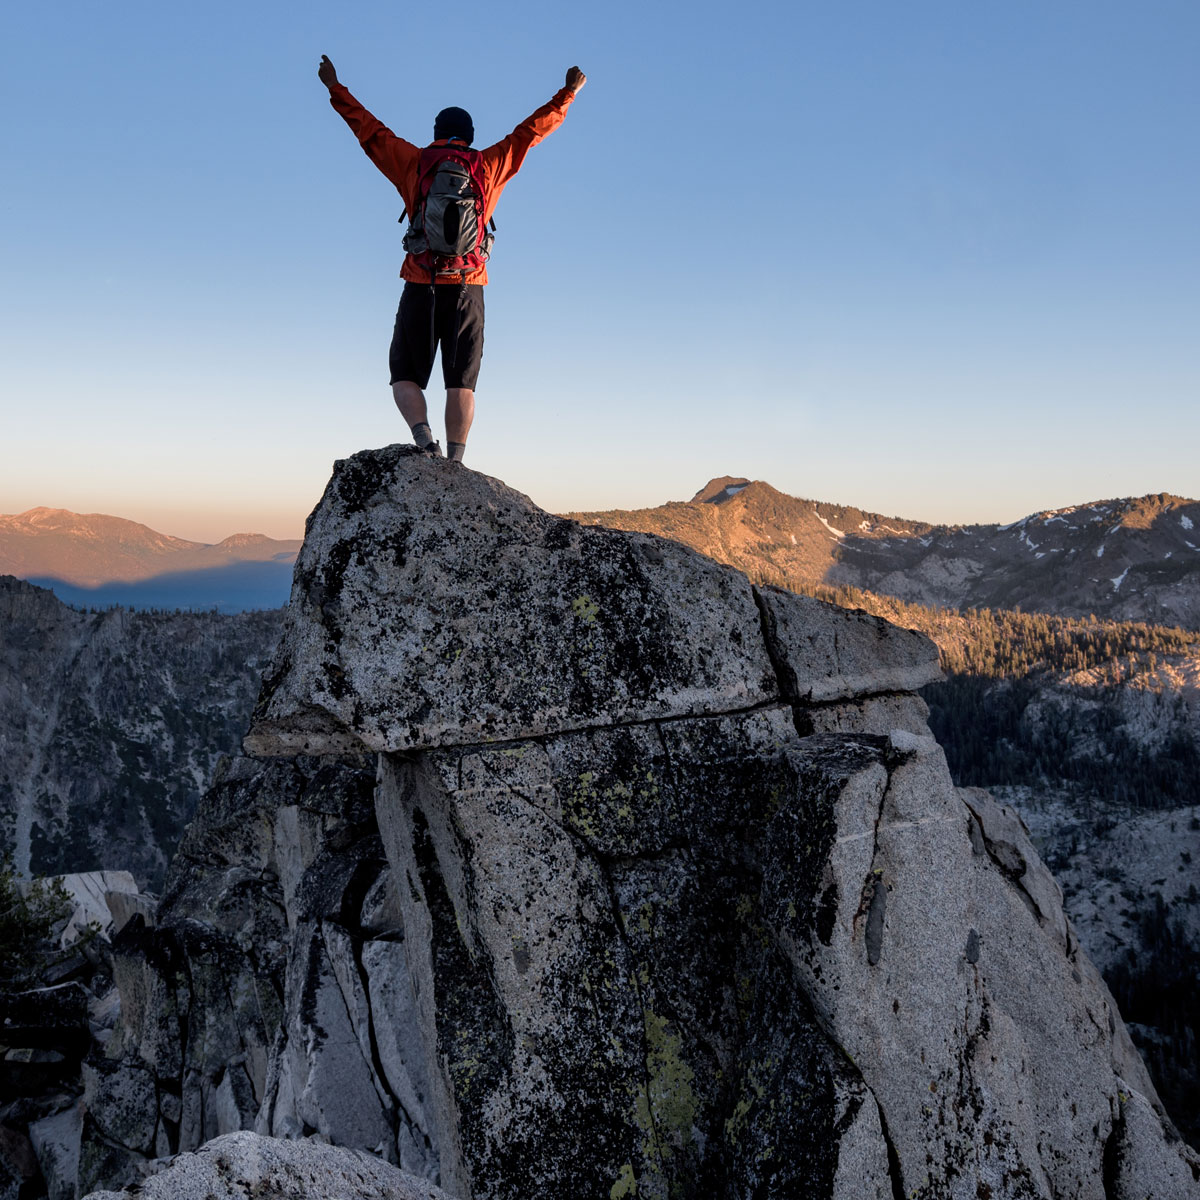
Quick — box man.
[318,55,586,463]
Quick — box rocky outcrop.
[68,752,378,1195]
[246,449,941,760]
[0,874,158,1200]
[82,448,1197,1199]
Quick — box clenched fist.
[566,66,587,94]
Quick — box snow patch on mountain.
[815,513,845,540]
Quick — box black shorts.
[389,282,485,391]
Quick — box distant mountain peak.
[215,533,280,552]
[691,477,753,504]
[1,506,200,548]
[16,506,74,521]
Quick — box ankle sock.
[448,442,467,463]
[410,422,436,451]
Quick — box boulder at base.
[79,1130,454,1200]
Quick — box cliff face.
[83,448,1198,1200]
[0,577,281,887]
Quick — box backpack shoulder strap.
[415,144,448,199]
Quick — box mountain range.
[8,485,1200,624]
[569,481,1200,630]
[0,508,301,612]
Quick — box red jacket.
[329,83,576,285]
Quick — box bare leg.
[392,381,428,428]
[445,388,475,445]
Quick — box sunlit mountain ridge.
[568,480,1200,629]
[6,484,1200,623]
[0,507,301,587]
[0,508,302,611]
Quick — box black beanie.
[434,106,474,144]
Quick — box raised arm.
[481,66,586,205]
[318,55,419,204]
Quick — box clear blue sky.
[2,0,1197,540]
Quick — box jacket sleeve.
[328,84,420,209]
[481,87,576,204]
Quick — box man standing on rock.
[318,56,586,463]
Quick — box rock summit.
[81,447,1197,1199]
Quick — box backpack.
[402,144,495,282]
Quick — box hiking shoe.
[420,440,444,458]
